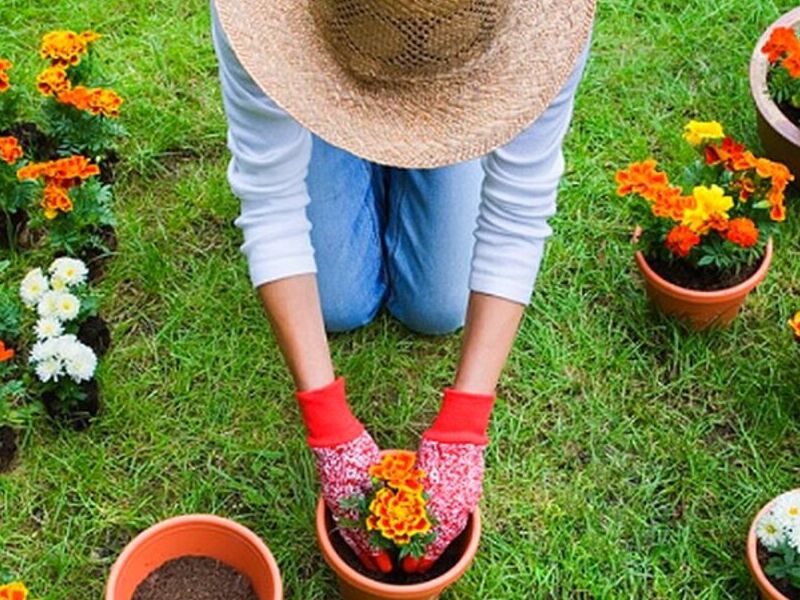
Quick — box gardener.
[212,0,595,574]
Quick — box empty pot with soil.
[106,514,283,600]
[316,497,481,600]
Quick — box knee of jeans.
[321,296,380,333]
[390,297,466,336]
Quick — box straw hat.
[214,0,596,168]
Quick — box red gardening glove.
[402,387,494,574]
[296,377,392,573]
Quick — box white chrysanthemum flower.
[20,268,49,307]
[35,317,64,340]
[37,291,61,319]
[55,292,80,321]
[35,357,63,383]
[757,512,785,549]
[774,492,800,528]
[788,524,800,551]
[63,342,97,382]
[49,257,88,287]
[50,276,68,292]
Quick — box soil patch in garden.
[0,426,18,473]
[645,253,764,291]
[132,556,258,600]
[42,380,100,431]
[78,316,111,357]
[329,515,469,585]
[758,541,800,599]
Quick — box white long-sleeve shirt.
[211,6,587,305]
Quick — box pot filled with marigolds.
[616,120,793,329]
[751,8,800,181]
[315,450,481,600]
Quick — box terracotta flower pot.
[745,490,800,600]
[750,8,800,182]
[106,514,283,600]
[315,486,481,600]
[634,238,773,330]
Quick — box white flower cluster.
[757,491,800,552]
[29,334,97,384]
[20,258,88,335]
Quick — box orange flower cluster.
[40,30,100,67]
[752,156,792,222]
[0,58,11,93]
[616,160,696,222]
[0,340,15,362]
[17,156,100,220]
[0,136,23,166]
[57,85,123,118]
[665,225,700,258]
[36,66,70,96]
[724,217,760,248]
[762,26,800,77]
[366,452,432,546]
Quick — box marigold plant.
[0,137,35,228]
[342,452,437,559]
[616,120,793,271]
[0,58,21,130]
[789,311,800,342]
[762,25,800,109]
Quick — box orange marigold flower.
[665,224,701,258]
[57,85,123,118]
[369,452,426,495]
[36,66,71,97]
[651,186,695,221]
[705,137,749,171]
[789,311,800,342]
[40,30,99,67]
[41,183,73,220]
[0,58,11,93]
[615,159,669,201]
[0,581,30,600]
[784,51,800,78]
[734,177,756,201]
[762,26,800,63]
[0,340,15,362]
[0,136,23,165]
[366,487,432,546]
[724,218,759,248]
[17,155,99,185]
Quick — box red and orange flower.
[57,85,123,118]
[0,340,15,362]
[724,217,760,248]
[369,451,426,495]
[17,156,100,220]
[0,136,23,166]
[665,225,700,258]
[0,58,11,93]
[366,487,433,546]
[36,66,71,96]
[40,30,100,67]
[789,311,800,342]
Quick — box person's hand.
[402,388,495,574]
[296,377,392,573]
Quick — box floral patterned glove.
[402,388,495,573]
[296,377,392,573]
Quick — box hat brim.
[215,0,596,168]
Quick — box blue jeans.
[306,139,483,335]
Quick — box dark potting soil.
[645,253,764,292]
[757,541,800,599]
[329,514,469,585]
[0,122,57,160]
[78,316,111,357]
[42,380,100,431]
[132,556,258,600]
[778,101,800,131]
[98,150,120,185]
[0,426,18,473]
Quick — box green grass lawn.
[2,0,800,598]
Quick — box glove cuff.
[423,387,495,445]
[295,377,364,448]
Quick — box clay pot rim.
[749,8,800,147]
[315,449,482,598]
[634,238,773,304]
[106,513,283,600]
[745,490,800,600]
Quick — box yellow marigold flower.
[40,30,99,67]
[683,120,725,146]
[367,487,432,546]
[36,66,71,96]
[789,311,800,342]
[681,185,733,234]
[0,581,30,600]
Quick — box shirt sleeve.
[211,2,316,288]
[470,44,590,305]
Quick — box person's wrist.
[423,387,495,445]
[295,377,365,447]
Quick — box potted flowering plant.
[751,8,800,181]
[17,156,116,279]
[20,258,105,430]
[616,120,793,329]
[36,30,125,171]
[747,490,800,599]
[0,135,35,249]
[316,450,481,600]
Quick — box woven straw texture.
[215,0,595,168]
